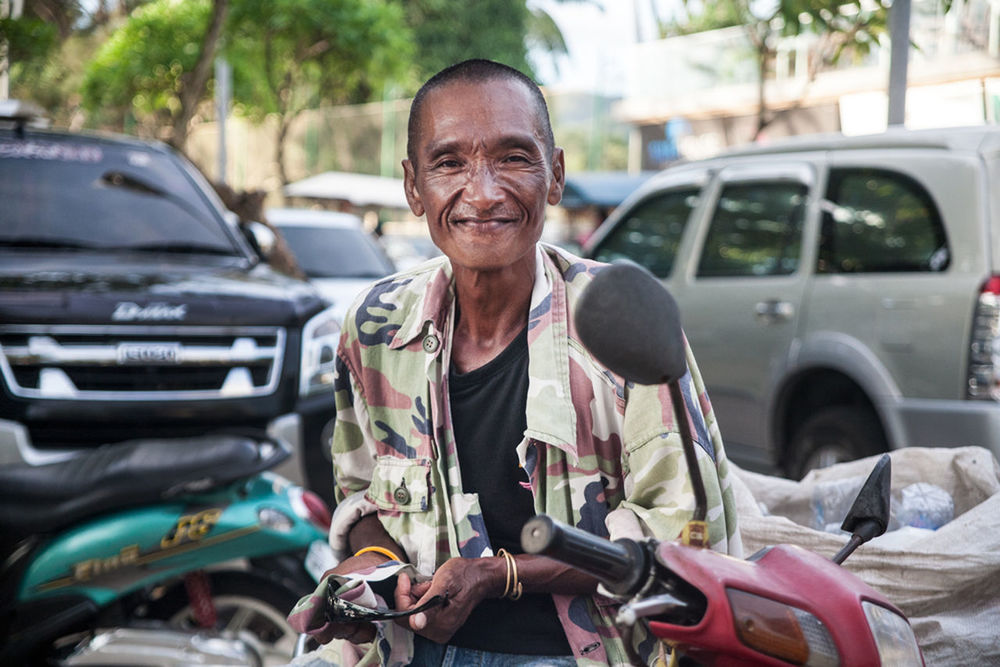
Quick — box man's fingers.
[410,581,433,598]
[410,611,428,631]
[395,572,412,608]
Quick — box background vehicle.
[0,433,333,666]
[0,104,339,503]
[586,126,1000,478]
[266,208,396,325]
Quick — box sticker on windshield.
[0,140,103,162]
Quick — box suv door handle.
[755,299,795,323]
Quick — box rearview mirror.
[242,220,276,260]
[574,261,686,385]
[832,454,891,564]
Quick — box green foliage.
[662,1,744,37]
[669,0,889,62]
[79,0,411,135]
[80,0,213,127]
[225,0,413,121]
[1,16,59,83]
[398,0,534,85]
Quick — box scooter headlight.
[728,588,839,666]
[300,306,340,397]
[862,601,923,665]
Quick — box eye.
[504,154,530,164]
[433,158,462,170]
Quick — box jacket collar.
[388,245,579,458]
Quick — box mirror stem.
[669,381,707,523]
[832,535,863,565]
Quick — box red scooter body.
[647,541,922,666]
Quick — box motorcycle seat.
[0,434,287,533]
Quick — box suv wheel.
[787,406,885,479]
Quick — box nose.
[462,162,504,210]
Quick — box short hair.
[406,59,555,165]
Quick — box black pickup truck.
[0,103,338,503]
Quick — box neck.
[450,254,536,372]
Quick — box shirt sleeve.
[327,349,380,561]
[606,341,743,557]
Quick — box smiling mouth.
[450,218,518,229]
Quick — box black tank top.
[447,326,572,655]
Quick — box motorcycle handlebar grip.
[521,515,647,596]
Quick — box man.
[318,59,740,666]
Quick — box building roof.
[284,171,409,210]
[560,171,657,209]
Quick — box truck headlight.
[300,307,340,397]
[862,601,923,665]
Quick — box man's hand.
[312,550,395,645]
[392,556,505,644]
[310,513,407,644]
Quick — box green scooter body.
[18,473,325,607]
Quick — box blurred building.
[617,0,1000,170]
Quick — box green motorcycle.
[0,433,333,666]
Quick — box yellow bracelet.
[353,545,402,562]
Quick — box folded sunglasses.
[325,582,448,624]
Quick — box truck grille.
[0,325,285,400]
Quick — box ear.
[547,148,565,206]
[402,159,425,217]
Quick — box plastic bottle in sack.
[893,482,954,530]
[810,476,865,533]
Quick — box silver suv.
[585,126,1000,478]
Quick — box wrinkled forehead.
[412,79,550,157]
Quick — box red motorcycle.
[521,262,924,666]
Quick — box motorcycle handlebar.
[521,515,648,596]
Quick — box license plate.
[116,342,181,364]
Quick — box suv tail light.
[967,275,1000,400]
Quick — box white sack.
[731,446,1000,665]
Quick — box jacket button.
[422,334,440,353]
[393,484,411,505]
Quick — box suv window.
[697,181,808,277]
[590,188,700,278]
[818,168,950,273]
[0,137,239,255]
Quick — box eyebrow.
[424,133,543,161]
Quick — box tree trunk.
[753,44,771,141]
[275,112,294,187]
[170,0,228,153]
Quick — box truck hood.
[0,252,326,326]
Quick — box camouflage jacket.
[328,244,741,666]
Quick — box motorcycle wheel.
[148,570,305,666]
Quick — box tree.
[398,0,588,85]
[1,15,58,88]
[399,0,534,82]
[224,0,412,184]
[79,0,411,176]
[663,0,889,140]
[80,0,221,144]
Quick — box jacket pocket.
[366,456,432,512]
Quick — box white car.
[267,208,396,324]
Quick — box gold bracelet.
[496,548,523,600]
[353,545,402,562]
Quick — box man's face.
[402,78,564,273]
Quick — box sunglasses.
[325,584,449,624]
